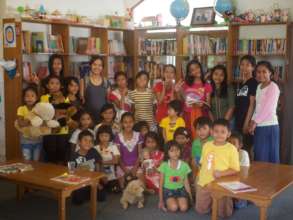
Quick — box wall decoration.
[3,23,16,48]
[191,7,215,26]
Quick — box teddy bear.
[15,102,60,138]
[120,179,145,209]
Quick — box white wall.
[6,0,127,16]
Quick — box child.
[210,65,235,121]
[70,130,104,204]
[95,125,120,191]
[248,61,280,163]
[114,112,143,189]
[191,117,213,167]
[174,127,191,164]
[129,71,156,131]
[195,119,240,218]
[16,86,42,161]
[153,64,176,122]
[108,71,132,122]
[69,111,94,152]
[175,60,212,138]
[160,100,185,142]
[41,75,70,164]
[80,56,110,124]
[138,132,164,193]
[229,132,250,167]
[133,120,150,138]
[158,141,192,212]
[94,103,120,135]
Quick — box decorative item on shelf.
[191,7,216,26]
[0,59,18,80]
[140,16,158,27]
[170,0,190,26]
[38,5,47,19]
[214,0,234,22]
[49,10,63,21]
[16,6,25,17]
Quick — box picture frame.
[191,7,216,26]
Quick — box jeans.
[21,143,42,161]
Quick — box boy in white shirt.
[229,132,250,167]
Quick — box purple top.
[114,131,143,166]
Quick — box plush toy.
[15,102,60,138]
[120,179,145,209]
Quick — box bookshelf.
[2,18,135,159]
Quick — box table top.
[0,160,105,191]
[210,162,293,201]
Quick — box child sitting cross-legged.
[195,119,240,218]
[70,130,106,204]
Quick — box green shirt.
[192,136,213,161]
[158,160,191,190]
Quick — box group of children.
[16,53,280,217]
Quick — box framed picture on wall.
[191,7,215,26]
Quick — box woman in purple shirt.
[114,112,143,189]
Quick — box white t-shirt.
[239,149,250,167]
[69,128,95,151]
[95,143,120,180]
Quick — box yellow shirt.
[17,105,30,118]
[160,116,186,141]
[197,141,240,187]
[40,94,70,135]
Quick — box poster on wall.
[3,23,16,48]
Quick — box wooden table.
[0,160,104,220]
[210,162,293,220]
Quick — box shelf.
[229,22,289,26]
[233,53,287,57]
[137,54,177,57]
[23,52,108,56]
[178,54,227,57]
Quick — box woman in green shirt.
[210,65,235,121]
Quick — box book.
[51,173,90,185]
[77,38,88,54]
[218,181,257,194]
[48,34,64,53]
[108,31,126,55]
[31,32,46,53]
[138,38,177,56]
[22,31,32,54]
[0,163,34,174]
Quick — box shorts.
[163,187,188,202]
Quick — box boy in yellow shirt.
[160,100,185,142]
[195,119,240,218]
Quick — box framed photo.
[191,7,215,26]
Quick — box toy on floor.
[120,179,145,209]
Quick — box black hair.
[168,99,182,116]
[143,131,160,149]
[185,59,205,86]
[212,118,231,131]
[163,64,176,74]
[22,85,39,105]
[120,111,135,122]
[78,129,94,141]
[211,64,228,98]
[240,55,256,78]
[45,75,62,93]
[193,116,212,130]
[163,140,182,161]
[48,54,64,77]
[133,120,149,133]
[230,131,243,145]
[96,124,114,144]
[255,60,275,79]
[64,76,80,97]
[78,111,93,128]
[89,56,104,67]
[114,71,127,81]
[99,103,117,121]
[136,70,149,80]
[174,127,190,139]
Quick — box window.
[133,0,218,27]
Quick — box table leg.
[211,194,219,220]
[16,184,25,201]
[58,192,66,220]
[259,206,268,220]
[90,182,98,220]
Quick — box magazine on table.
[0,163,34,174]
[218,181,257,194]
[51,173,90,185]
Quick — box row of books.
[22,31,64,54]
[108,31,127,55]
[138,38,177,56]
[235,39,286,55]
[69,37,101,55]
[182,35,227,56]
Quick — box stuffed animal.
[15,102,60,138]
[120,179,145,209]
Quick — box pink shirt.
[182,81,212,112]
[252,82,280,126]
